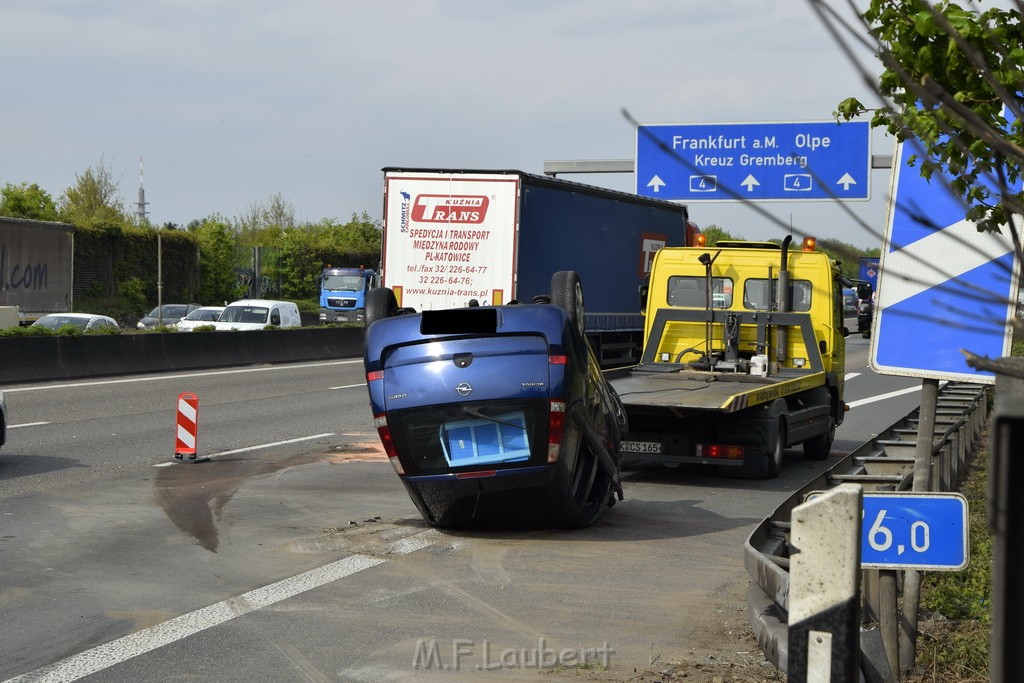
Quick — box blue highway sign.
[805,491,969,570]
[872,136,1018,382]
[635,120,870,202]
[860,493,968,570]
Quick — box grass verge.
[909,426,992,682]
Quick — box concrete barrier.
[0,327,365,384]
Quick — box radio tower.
[136,155,149,224]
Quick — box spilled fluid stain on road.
[153,441,385,551]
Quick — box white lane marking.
[846,386,920,408]
[385,530,443,555]
[2,554,386,683]
[153,433,335,467]
[9,421,50,429]
[2,359,363,393]
[329,383,366,390]
[844,372,861,380]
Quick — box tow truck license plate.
[622,441,663,454]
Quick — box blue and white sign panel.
[635,120,870,202]
[807,491,969,570]
[860,493,969,570]
[872,138,1020,382]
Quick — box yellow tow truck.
[608,236,848,478]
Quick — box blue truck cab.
[363,271,626,528]
[318,266,378,324]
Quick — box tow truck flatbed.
[609,367,827,414]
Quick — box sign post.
[635,120,870,202]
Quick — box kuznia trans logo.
[398,191,411,233]
[411,195,489,224]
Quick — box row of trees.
[0,160,382,317]
[3,161,879,320]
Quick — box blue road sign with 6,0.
[806,491,969,570]
[860,493,969,570]
[635,120,870,202]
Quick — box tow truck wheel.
[551,271,586,339]
[365,287,398,328]
[766,419,785,478]
[803,416,835,460]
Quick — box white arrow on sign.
[741,174,760,192]
[647,175,666,193]
[836,173,857,190]
[880,216,1013,307]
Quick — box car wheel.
[364,288,398,328]
[803,416,835,461]
[555,419,613,527]
[551,271,586,339]
[722,414,784,480]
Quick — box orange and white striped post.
[175,392,199,460]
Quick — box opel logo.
[455,382,474,396]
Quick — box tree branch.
[962,349,1024,379]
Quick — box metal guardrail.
[744,381,989,677]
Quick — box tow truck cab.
[613,236,847,478]
[643,237,846,379]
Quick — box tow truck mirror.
[639,281,649,312]
[856,283,873,300]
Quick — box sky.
[0,1,892,248]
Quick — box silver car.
[32,313,119,332]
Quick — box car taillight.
[547,400,566,463]
[697,443,744,460]
[455,470,497,479]
[373,413,404,474]
[367,370,384,382]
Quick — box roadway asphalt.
[0,334,929,681]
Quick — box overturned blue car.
[363,271,626,529]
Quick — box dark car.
[0,389,6,452]
[842,287,858,317]
[136,304,201,329]
[363,271,625,529]
[858,299,873,337]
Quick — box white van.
[212,299,301,331]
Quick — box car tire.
[553,412,614,527]
[551,271,586,339]
[364,288,398,328]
